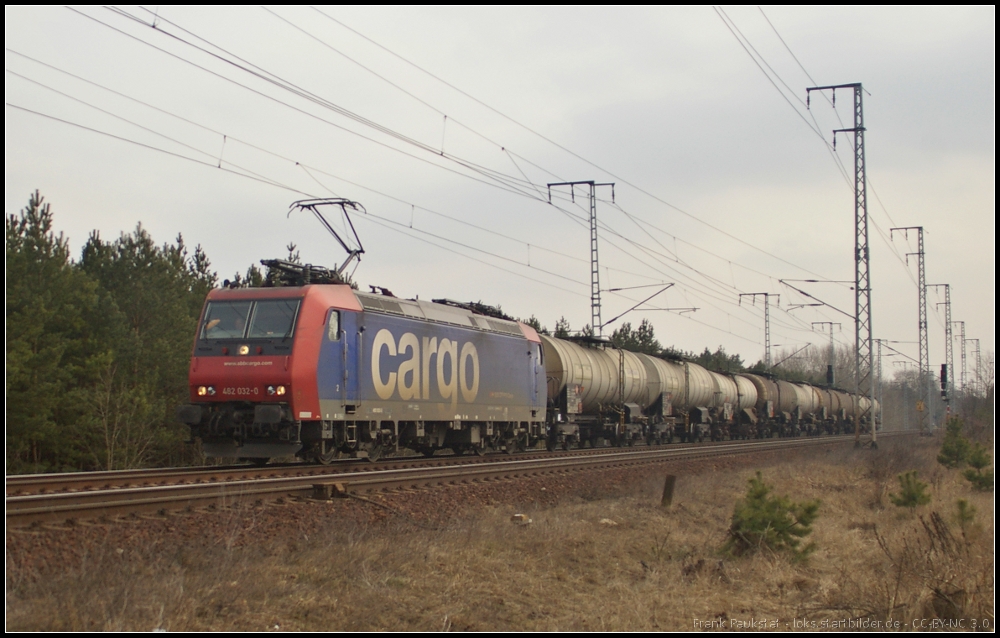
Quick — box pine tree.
[6,192,106,472]
[889,471,932,509]
[79,225,216,469]
[937,417,971,469]
[519,315,547,335]
[962,444,994,492]
[610,319,662,355]
[723,471,820,560]
[553,317,571,338]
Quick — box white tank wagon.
[715,373,879,437]
[541,335,763,446]
[539,334,879,449]
[540,334,649,447]
[540,335,647,410]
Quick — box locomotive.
[177,262,879,464]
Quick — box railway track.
[5,444,660,496]
[6,433,902,527]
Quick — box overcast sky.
[5,6,995,379]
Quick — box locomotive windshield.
[200,299,301,340]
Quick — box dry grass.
[6,436,994,631]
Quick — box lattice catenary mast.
[891,226,928,434]
[807,82,874,444]
[740,293,778,367]
[929,284,952,403]
[547,181,614,336]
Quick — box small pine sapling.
[723,471,820,561]
[962,444,994,492]
[953,499,977,533]
[937,417,970,469]
[889,471,931,509]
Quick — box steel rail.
[3,437,749,496]
[6,441,681,496]
[7,433,908,527]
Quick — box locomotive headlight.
[238,344,250,356]
[197,386,216,396]
[267,385,287,396]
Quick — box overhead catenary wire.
[116,3,865,325]
[310,6,847,283]
[12,8,933,354]
[3,84,848,355]
[3,103,596,299]
[744,6,920,289]
[134,4,844,298]
[113,8,824,344]
[3,49,675,292]
[68,7,563,206]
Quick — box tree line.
[7,192,216,473]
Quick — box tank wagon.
[178,280,878,463]
[540,337,877,448]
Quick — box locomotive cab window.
[248,299,300,339]
[201,301,252,339]
[201,299,300,340]
[327,310,341,341]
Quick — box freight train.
[177,263,878,464]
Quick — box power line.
[19,5,888,352]
[5,102,311,196]
[719,7,918,292]
[313,7,845,281]
[67,7,556,205]
[6,50,674,294]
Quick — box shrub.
[723,471,820,561]
[962,443,994,491]
[889,471,931,509]
[953,499,977,531]
[937,417,970,469]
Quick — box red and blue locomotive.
[177,262,548,463]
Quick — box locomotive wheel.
[504,437,519,455]
[243,458,269,467]
[316,448,342,465]
[473,444,487,457]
